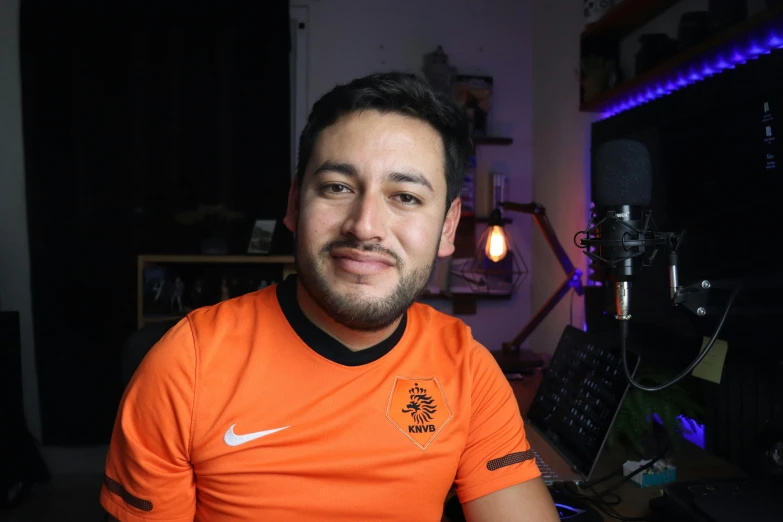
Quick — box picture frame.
[247,219,277,254]
[454,75,493,137]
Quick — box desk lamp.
[471,202,584,371]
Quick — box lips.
[331,249,395,265]
[330,248,395,276]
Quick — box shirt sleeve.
[100,317,198,522]
[454,342,541,504]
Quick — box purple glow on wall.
[677,415,706,449]
[651,413,706,449]
[597,16,783,120]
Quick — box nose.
[340,191,388,243]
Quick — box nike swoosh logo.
[224,424,290,447]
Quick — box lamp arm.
[534,214,580,290]
[501,272,579,353]
[499,201,583,296]
[499,201,542,215]
[498,201,585,353]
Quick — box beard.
[295,237,437,332]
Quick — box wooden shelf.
[581,4,783,113]
[581,0,681,45]
[418,289,512,315]
[140,254,294,264]
[137,254,296,328]
[419,291,513,300]
[472,136,513,146]
[142,314,185,324]
[474,216,513,224]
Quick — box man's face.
[284,110,461,331]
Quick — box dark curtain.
[19,1,291,445]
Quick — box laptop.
[523,325,638,486]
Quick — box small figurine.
[171,277,185,313]
[422,46,457,98]
[220,278,230,302]
[189,278,204,308]
[152,279,165,302]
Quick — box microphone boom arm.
[672,277,783,316]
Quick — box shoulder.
[407,302,495,363]
[186,285,280,342]
[137,285,283,374]
[408,302,473,340]
[130,285,282,399]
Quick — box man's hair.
[295,72,472,209]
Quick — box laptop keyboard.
[528,331,628,470]
[525,326,636,482]
[532,448,558,481]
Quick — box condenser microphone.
[589,139,653,321]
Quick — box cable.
[589,501,651,521]
[579,467,622,489]
[569,289,575,327]
[621,284,741,392]
[558,444,668,522]
[559,481,621,506]
[579,454,663,501]
[559,482,648,521]
[594,453,664,497]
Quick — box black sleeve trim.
[104,474,153,512]
[486,450,535,471]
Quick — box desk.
[585,440,744,520]
[509,371,745,521]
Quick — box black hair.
[295,72,471,209]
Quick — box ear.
[283,177,300,233]
[437,197,462,258]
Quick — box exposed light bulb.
[485,225,508,262]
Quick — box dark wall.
[19,0,291,445]
[588,49,783,474]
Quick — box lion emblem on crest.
[401,383,437,424]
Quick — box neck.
[295,281,402,351]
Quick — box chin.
[328,270,399,297]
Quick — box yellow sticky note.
[692,337,728,384]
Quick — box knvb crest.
[387,377,452,450]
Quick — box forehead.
[307,110,446,189]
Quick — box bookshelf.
[136,254,295,328]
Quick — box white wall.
[0,0,41,441]
[529,0,591,354]
[296,0,535,352]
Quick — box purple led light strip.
[597,12,783,120]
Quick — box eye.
[395,193,422,206]
[321,183,351,195]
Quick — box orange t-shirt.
[101,276,540,521]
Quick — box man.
[102,72,559,522]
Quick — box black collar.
[276,275,407,366]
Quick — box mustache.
[323,239,402,265]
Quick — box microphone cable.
[620,284,742,392]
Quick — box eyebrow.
[313,161,435,194]
[313,161,358,178]
[388,170,435,194]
